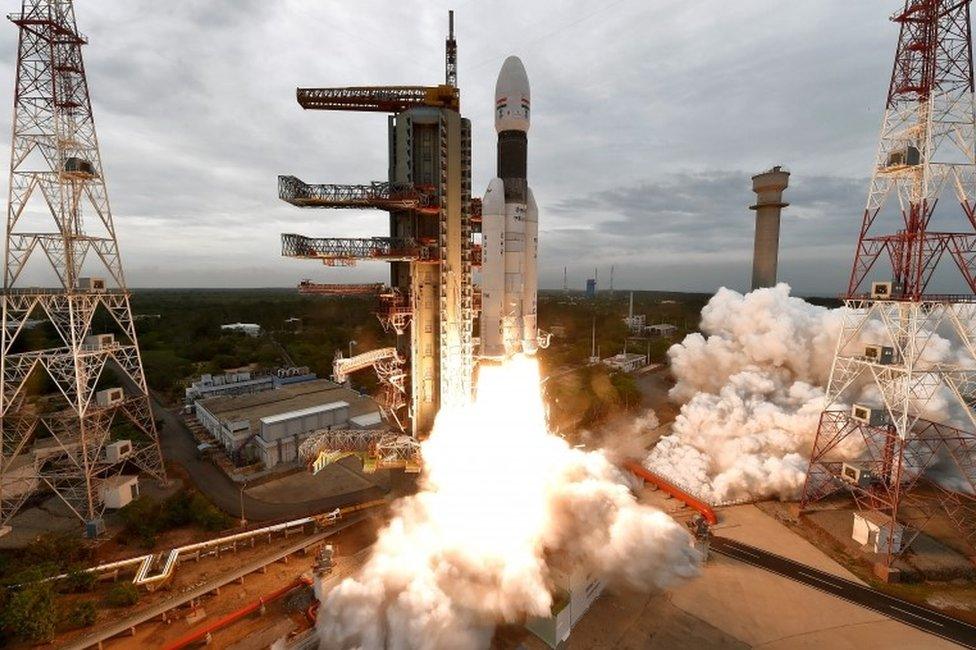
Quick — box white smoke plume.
[318,356,699,649]
[646,284,857,503]
[644,284,971,503]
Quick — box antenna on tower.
[563,267,568,293]
[445,10,457,88]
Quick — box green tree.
[106,582,140,608]
[65,600,97,629]
[3,579,57,642]
[61,565,95,593]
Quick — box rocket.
[480,56,542,360]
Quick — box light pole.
[239,482,247,528]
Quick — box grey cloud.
[0,1,940,292]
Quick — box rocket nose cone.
[495,56,530,133]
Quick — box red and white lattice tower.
[801,0,976,574]
[0,0,165,533]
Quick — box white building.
[100,475,140,509]
[221,322,262,337]
[623,313,646,333]
[852,511,904,554]
[525,565,605,648]
[602,352,647,373]
[185,367,317,404]
[646,323,678,337]
[194,379,381,469]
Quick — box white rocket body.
[481,56,539,360]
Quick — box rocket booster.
[481,56,541,359]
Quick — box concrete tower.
[750,166,790,290]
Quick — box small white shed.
[852,511,903,554]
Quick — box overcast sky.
[0,1,944,295]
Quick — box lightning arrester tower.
[800,0,976,579]
[0,0,166,535]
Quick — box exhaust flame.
[318,356,699,649]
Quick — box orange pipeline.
[624,460,718,525]
[163,576,312,650]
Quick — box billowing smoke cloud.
[645,284,860,503]
[644,284,972,504]
[319,356,699,649]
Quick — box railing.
[333,347,402,384]
[296,85,458,112]
[24,502,387,591]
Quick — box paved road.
[64,513,367,650]
[712,536,976,649]
[150,393,386,521]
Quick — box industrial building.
[194,379,381,468]
[279,12,474,438]
[221,322,262,337]
[184,367,317,404]
[646,323,678,337]
[749,166,790,290]
[525,564,605,648]
[602,352,647,373]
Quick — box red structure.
[801,0,976,578]
[624,460,718,525]
[847,0,976,300]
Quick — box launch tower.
[800,0,976,577]
[280,13,476,437]
[0,0,166,533]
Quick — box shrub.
[61,566,95,593]
[106,582,140,608]
[65,600,97,629]
[118,496,161,547]
[3,580,57,641]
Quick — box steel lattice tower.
[0,0,165,532]
[801,0,976,576]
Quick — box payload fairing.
[481,56,545,360]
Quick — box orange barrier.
[624,460,718,525]
[162,576,312,650]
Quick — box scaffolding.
[298,429,421,474]
[0,0,166,531]
[281,234,436,265]
[296,86,459,113]
[279,12,474,438]
[279,176,439,214]
[332,348,407,433]
[297,280,386,296]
